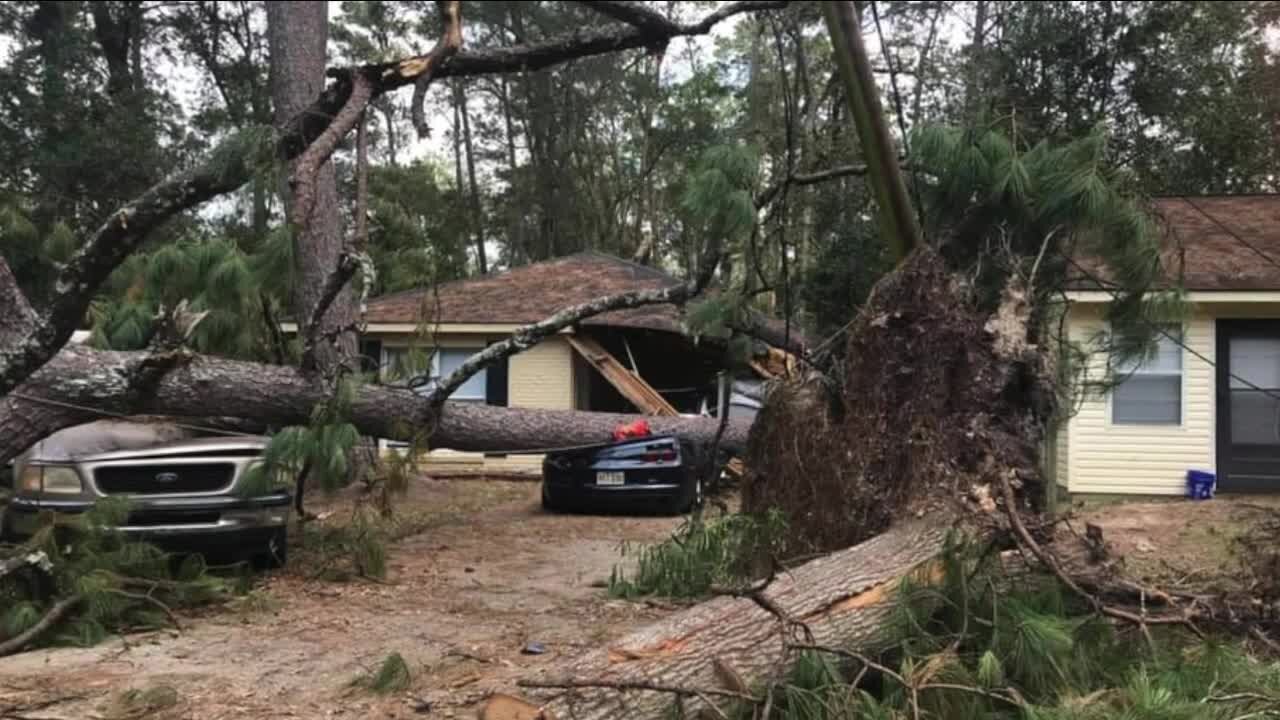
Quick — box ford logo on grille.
[154,472,180,483]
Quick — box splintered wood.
[566,335,679,415]
[482,521,950,719]
[566,334,746,477]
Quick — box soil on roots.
[744,249,1049,555]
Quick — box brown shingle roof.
[367,252,776,339]
[1071,195,1280,292]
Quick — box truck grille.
[94,463,235,495]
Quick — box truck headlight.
[19,465,83,494]
[243,461,289,494]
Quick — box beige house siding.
[1064,304,1215,495]
[1054,418,1070,490]
[1062,298,1280,495]
[486,336,575,472]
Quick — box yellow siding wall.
[1064,305,1215,495]
[1055,418,1070,489]
[486,337,575,471]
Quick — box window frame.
[381,345,487,403]
[1108,324,1185,427]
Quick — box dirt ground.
[0,479,686,720]
[1067,494,1280,589]
[2,482,1277,720]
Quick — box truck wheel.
[253,527,288,570]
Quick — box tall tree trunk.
[499,75,525,264]
[460,81,488,275]
[964,0,989,123]
[267,1,361,507]
[266,1,356,374]
[377,99,399,167]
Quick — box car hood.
[20,421,268,464]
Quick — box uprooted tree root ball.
[744,249,1052,556]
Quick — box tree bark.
[267,1,357,375]
[460,81,488,275]
[489,521,949,719]
[964,0,989,123]
[0,346,750,465]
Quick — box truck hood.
[20,421,268,464]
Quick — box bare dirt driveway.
[0,479,686,719]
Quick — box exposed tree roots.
[743,248,1049,556]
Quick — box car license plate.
[596,471,625,486]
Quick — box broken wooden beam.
[567,334,747,477]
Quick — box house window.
[1111,327,1182,425]
[437,348,487,402]
[382,346,487,402]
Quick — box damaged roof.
[1070,194,1280,292]
[365,251,803,345]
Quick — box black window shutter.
[486,350,509,407]
[360,339,383,380]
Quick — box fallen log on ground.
[482,521,949,719]
[0,345,751,464]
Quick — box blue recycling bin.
[1186,470,1216,500]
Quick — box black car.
[541,435,704,514]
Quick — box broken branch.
[410,0,464,138]
[577,1,679,35]
[0,596,81,658]
[754,163,871,209]
[290,74,375,233]
[994,470,1201,635]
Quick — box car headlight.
[19,464,84,494]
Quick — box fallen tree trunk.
[0,346,749,464]
[483,521,949,719]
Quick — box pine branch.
[0,595,81,658]
[106,589,183,633]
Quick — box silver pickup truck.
[2,421,290,567]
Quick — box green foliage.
[365,161,470,294]
[242,376,364,499]
[0,502,227,653]
[91,236,284,360]
[678,144,770,355]
[681,144,760,257]
[293,506,399,582]
[912,124,1183,375]
[351,652,412,694]
[985,1,1279,195]
[608,511,787,600]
